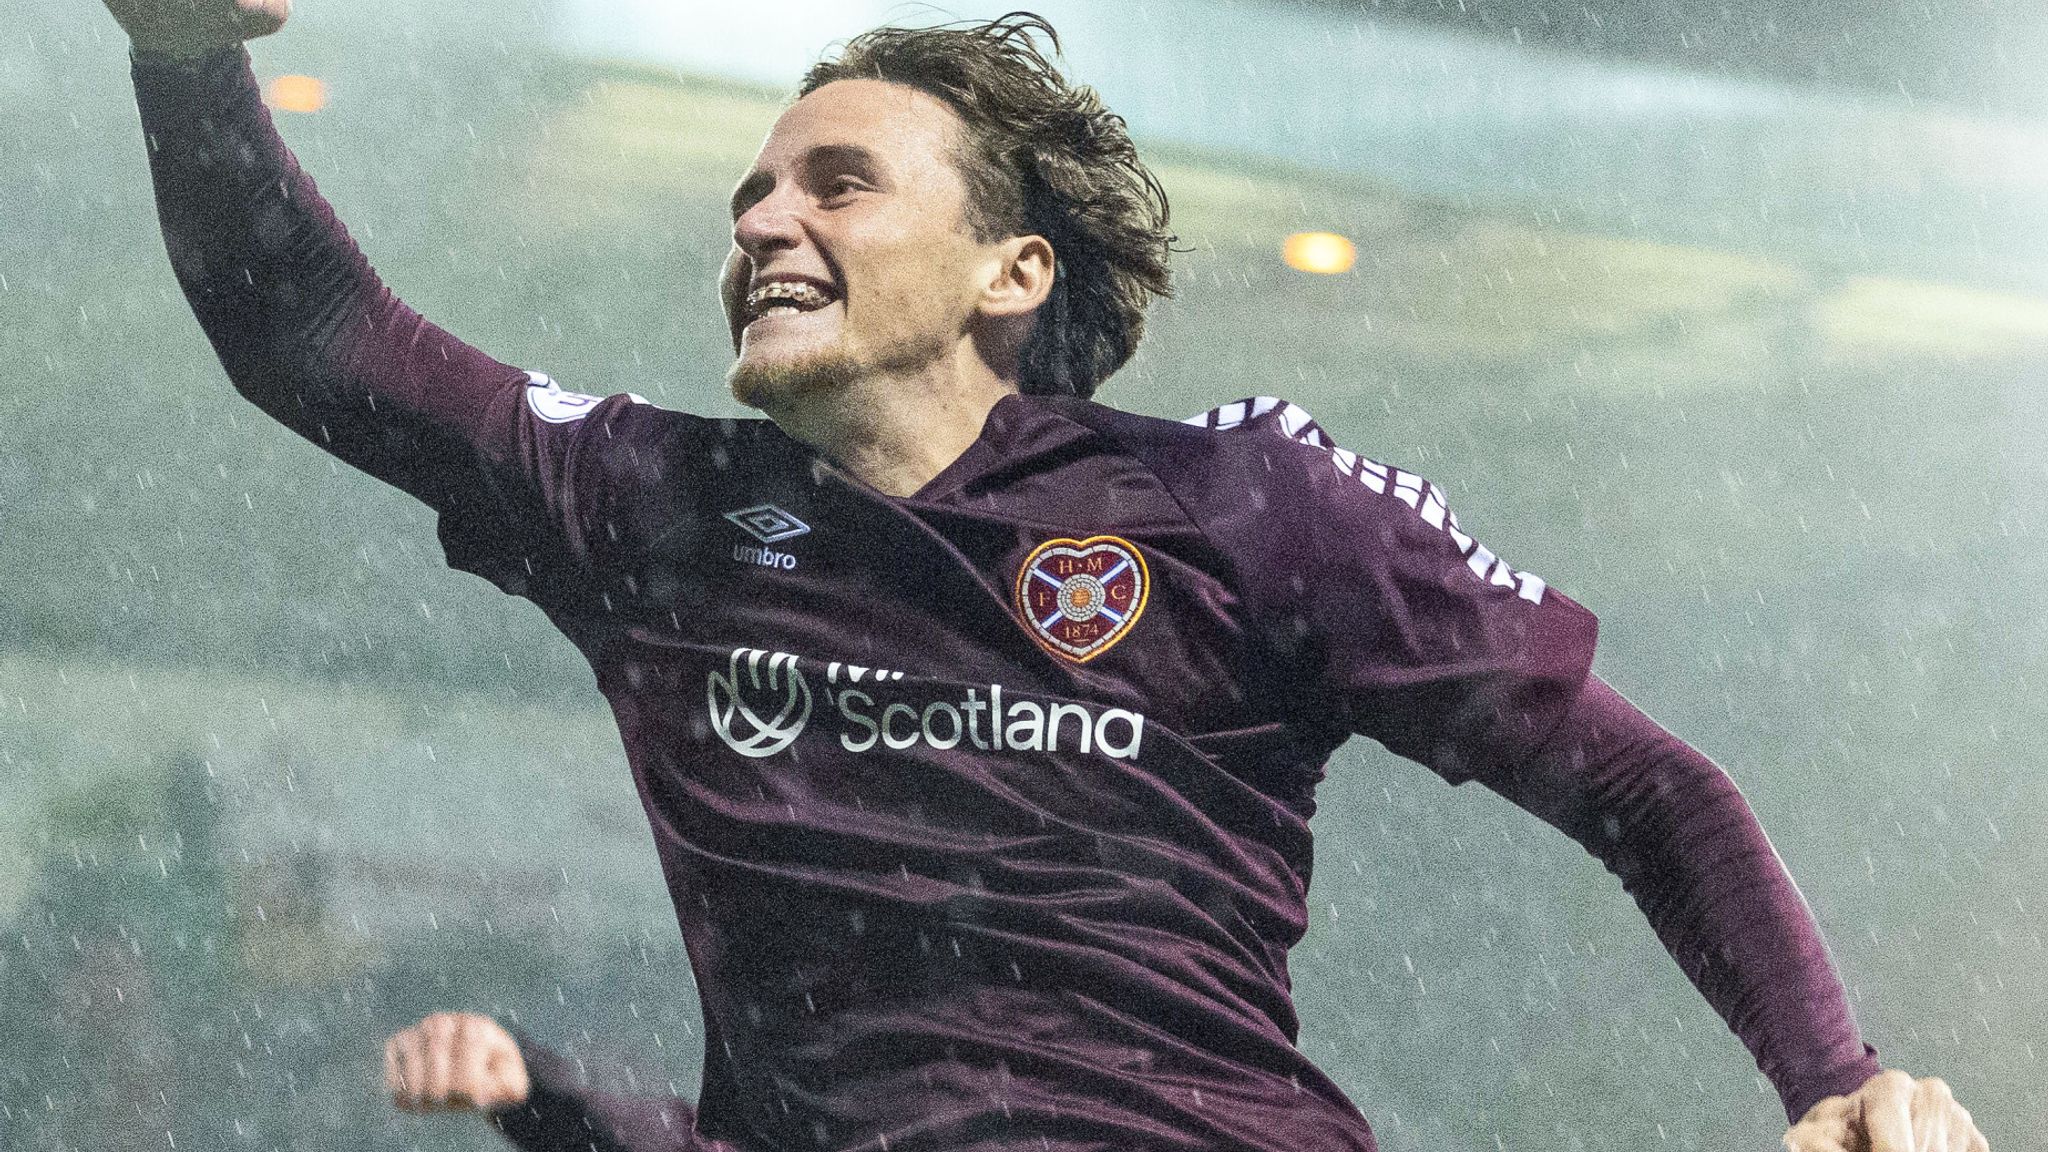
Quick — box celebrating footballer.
[96,0,1990,1149]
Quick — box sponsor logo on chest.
[706,647,1145,762]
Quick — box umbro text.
[734,543,799,570]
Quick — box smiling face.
[720,79,1008,412]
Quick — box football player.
[98,1,1988,1149]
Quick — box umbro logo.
[724,504,810,571]
[724,504,811,544]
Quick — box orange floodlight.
[1283,231,1356,275]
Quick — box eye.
[822,176,870,203]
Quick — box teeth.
[747,281,832,314]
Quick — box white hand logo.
[706,648,811,758]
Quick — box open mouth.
[744,279,840,325]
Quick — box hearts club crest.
[1015,535,1149,663]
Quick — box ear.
[977,234,1056,321]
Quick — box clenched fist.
[99,0,290,59]
[383,1011,531,1114]
[1784,1069,1988,1152]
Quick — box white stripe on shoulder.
[1183,395,1548,603]
[1181,395,1324,446]
[1186,394,1388,499]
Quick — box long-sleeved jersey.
[131,45,1880,1152]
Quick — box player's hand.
[99,0,290,60]
[383,1011,531,1114]
[1783,1069,1987,1152]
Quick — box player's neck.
[774,361,1017,498]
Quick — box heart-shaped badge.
[1015,535,1150,663]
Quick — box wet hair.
[797,11,1173,399]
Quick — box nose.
[732,183,804,262]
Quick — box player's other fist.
[100,0,290,60]
[1783,1069,1988,1152]
[383,1011,530,1114]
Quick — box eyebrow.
[730,143,886,219]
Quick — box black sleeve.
[489,1031,703,1152]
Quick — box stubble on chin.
[725,349,862,413]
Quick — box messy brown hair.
[798,12,1173,399]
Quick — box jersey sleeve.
[493,1032,710,1152]
[1504,678,1883,1121]
[1190,397,1598,785]
[130,45,648,599]
[1192,401,1880,1118]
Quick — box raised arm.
[126,33,533,513]
[107,0,656,593]
[103,0,288,61]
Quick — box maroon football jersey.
[130,46,1882,1152]
[426,379,1596,1151]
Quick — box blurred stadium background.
[2,0,2044,1148]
